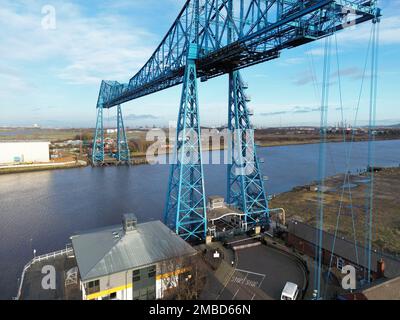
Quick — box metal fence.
[14,244,74,300]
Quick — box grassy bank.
[270,167,400,255]
[256,135,400,148]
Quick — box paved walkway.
[198,242,237,300]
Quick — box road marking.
[232,288,240,300]
[216,267,236,300]
[235,268,266,277]
[258,275,266,288]
[251,293,256,300]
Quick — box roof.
[208,195,224,201]
[208,206,244,221]
[71,220,197,281]
[361,276,400,300]
[288,220,400,278]
[0,141,50,144]
[338,276,400,300]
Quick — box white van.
[281,282,299,300]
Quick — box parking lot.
[217,244,306,300]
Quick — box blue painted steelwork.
[95,0,379,109]
[92,0,380,242]
[92,80,122,165]
[116,105,130,163]
[92,107,104,165]
[227,70,269,229]
[164,46,207,241]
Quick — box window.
[110,292,117,300]
[140,288,148,299]
[86,280,100,295]
[337,257,345,271]
[148,266,156,278]
[133,269,141,282]
[147,287,156,300]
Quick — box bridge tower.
[164,44,207,242]
[115,105,130,164]
[92,106,104,165]
[92,79,130,166]
[227,71,270,229]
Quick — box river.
[0,139,399,299]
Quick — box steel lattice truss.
[116,105,130,163]
[92,107,104,163]
[95,0,378,109]
[164,56,207,241]
[93,0,379,240]
[228,71,269,226]
[92,103,131,165]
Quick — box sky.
[0,0,399,128]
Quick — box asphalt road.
[218,245,305,300]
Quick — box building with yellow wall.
[71,214,197,300]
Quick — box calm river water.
[0,140,399,299]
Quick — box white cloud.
[0,66,32,98]
[337,15,400,45]
[0,0,157,85]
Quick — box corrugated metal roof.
[71,221,197,281]
[288,220,400,278]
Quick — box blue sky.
[0,0,399,128]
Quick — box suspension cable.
[322,17,380,296]
[314,31,332,300]
[364,17,380,284]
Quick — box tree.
[159,254,207,300]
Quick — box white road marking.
[258,275,266,288]
[235,268,266,277]
[232,288,240,300]
[216,268,236,300]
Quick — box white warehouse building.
[0,141,50,164]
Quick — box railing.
[14,244,74,300]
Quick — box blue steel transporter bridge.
[92,0,380,242]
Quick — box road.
[217,245,306,300]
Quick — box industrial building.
[338,276,400,300]
[0,141,50,164]
[207,196,247,239]
[71,214,197,300]
[287,220,400,281]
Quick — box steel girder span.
[93,0,380,241]
[95,0,379,109]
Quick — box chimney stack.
[123,213,138,234]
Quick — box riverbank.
[256,135,400,148]
[1,139,399,300]
[270,166,400,256]
[0,160,87,175]
[132,136,400,159]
